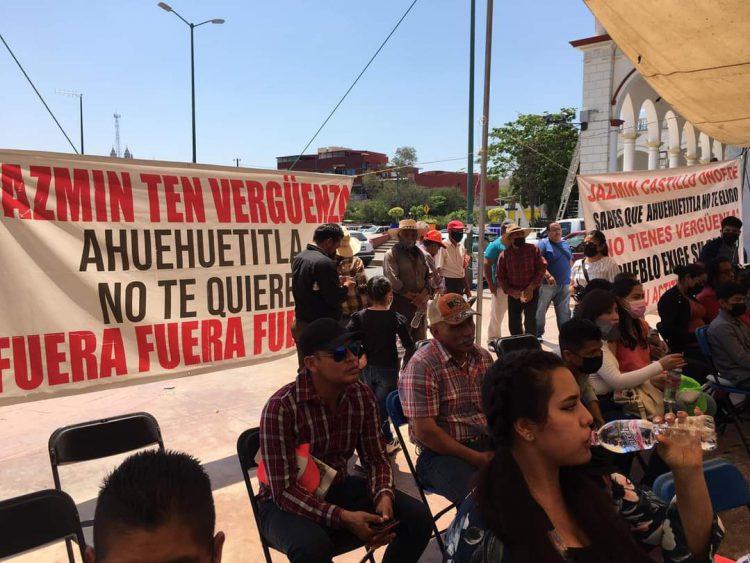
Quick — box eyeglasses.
[316,342,363,362]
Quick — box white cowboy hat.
[337,226,362,258]
[501,223,534,246]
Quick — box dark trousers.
[507,289,539,336]
[415,438,492,505]
[445,277,466,294]
[361,365,398,442]
[258,476,432,563]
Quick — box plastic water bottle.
[663,369,682,414]
[410,310,424,329]
[591,415,717,453]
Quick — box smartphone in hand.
[369,519,400,534]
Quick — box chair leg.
[65,538,75,563]
[726,400,750,456]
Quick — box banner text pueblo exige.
[0,150,353,404]
[579,160,742,310]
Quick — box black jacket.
[656,285,696,352]
[292,244,347,322]
[698,236,739,265]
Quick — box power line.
[0,32,79,153]
[288,0,419,171]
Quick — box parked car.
[362,225,389,235]
[350,231,375,266]
[564,230,586,262]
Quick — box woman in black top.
[348,275,415,451]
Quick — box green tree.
[487,207,506,223]
[426,194,447,216]
[487,108,578,220]
[444,209,468,224]
[408,204,424,219]
[361,173,384,199]
[388,206,404,221]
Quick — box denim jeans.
[258,476,433,563]
[361,365,399,442]
[415,437,492,505]
[535,283,571,337]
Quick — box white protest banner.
[578,159,742,309]
[0,149,353,405]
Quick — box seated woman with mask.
[577,288,684,420]
[444,350,723,563]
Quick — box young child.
[348,275,416,453]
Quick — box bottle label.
[619,420,647,451]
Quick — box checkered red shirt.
[258,369,394,528]
[496,242,547,293]
[398,340,492,448]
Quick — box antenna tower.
[113,112,122,158]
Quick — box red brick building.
[276,147,388,197]
[411,170,499,205]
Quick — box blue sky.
[1,0,595,171]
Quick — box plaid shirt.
[337,256,370,317]
[399,340,492,448]
[496,242,547,293]
[258,369,394,528]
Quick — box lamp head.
[211,18,225,24]
[157,2,173,12]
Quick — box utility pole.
[233,157,241,167]
[475,0,494,344]
[465,0,476,255]
[56,89,84,154]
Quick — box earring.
[523,432,535,442]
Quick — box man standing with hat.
[496,223,547,336]
[336,226,369,324]
[441,220,472,297]
[418,229,447,293]
[258,318,433,562]
[383,219,432,341]
[398,293,493,504]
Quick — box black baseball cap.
[297,318,360,357]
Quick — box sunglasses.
[316,342,363,362]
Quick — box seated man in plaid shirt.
[398,293,494,505]
[257,318,432,563]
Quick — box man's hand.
[545,275,556,286]
[375,495,394,521]
[340,510,388,545]
[471,450,494,468]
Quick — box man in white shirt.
[440,220,472,297]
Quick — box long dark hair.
[611,277,648,350]
[477,351,651,562]
[587,229,609,256]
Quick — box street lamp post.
[56,89,84,154]
[157,2,224,163]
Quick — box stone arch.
[682,122,698,165]
[699,132,712,163]
[639,99,660,169]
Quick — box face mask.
[579,353,603,374]
[449,231,463,243]
[513,237,525,248]
[596,320,620,342]
[583,243,598,257]
[627,298,647,319]
[730,303,747,317]
[688,283,704,297]
[722,232,739,245]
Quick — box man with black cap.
[257,318,432,563]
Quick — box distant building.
[411,170,500,206]
[276,147,388,198]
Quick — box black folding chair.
[385,390,455,555]
[48,412,165,559]
[236,428,375,562]
[0,489,86,561]
[488,334,542,359]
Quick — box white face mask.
[627,299,647,319]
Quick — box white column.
[622,133,637,171]
[647,141,660,170]
[685,153,698,166]
[668,148,680,168]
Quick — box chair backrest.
[386,390,407,428]
[494,334,541,359]
[695,326,713,363]
[49,412,164,489]
[0,489,86,560]
[236,427,273,562]
[653,458,750,512]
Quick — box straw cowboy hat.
[388,218,419,237]
[502,223,534,246]
[337,226,362,258]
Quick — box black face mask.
[579,353,603,374]
[449,231,463,243]
[730,303,747,317]
[722,232,740,245]
[583,243,598,257]
[688,283,704,297]
[513,237,525,248]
